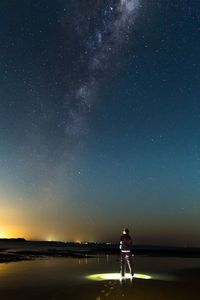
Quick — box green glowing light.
[86,273,151,281]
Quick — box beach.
[0,243,200,300]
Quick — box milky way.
[64,0,141,138]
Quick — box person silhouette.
[120,228,134,277]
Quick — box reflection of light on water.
[86,273,178,282]
[86,273,151,281]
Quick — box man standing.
[120,228,134,277]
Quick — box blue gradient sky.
[0,0,199,245]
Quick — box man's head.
[123,228,129,235]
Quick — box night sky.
[0,0,200,245]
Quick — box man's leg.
[126,253,134,276]
[120,253,125,276]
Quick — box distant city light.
[46,236,55,242]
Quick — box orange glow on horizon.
[0,232,7,238]
[0,225,27,240]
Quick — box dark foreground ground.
[62,268,200,300]
[41,269,200,300]
[0,240,200,300]
[1,276,200,300]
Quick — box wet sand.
[0,271,199,300]
[0,255,200,299]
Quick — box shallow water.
[0,255,200,299]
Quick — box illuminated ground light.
[86,273,152,281]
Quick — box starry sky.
[0,0,200,246]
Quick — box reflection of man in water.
[120,228,134,277]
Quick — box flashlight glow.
[86,273,151,281]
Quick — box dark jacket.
[120,234,132,251]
